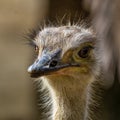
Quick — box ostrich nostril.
[49,60,58,67]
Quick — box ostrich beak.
[27,49,79,78]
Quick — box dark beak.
[28,49,79,78]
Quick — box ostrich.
[27,25,110,120]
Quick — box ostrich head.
[28,26,99,80]
[27,25,101,120]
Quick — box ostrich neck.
[44,74,94,120]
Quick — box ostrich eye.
[78,46,92,58]
[35,46,39,53]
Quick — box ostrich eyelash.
[28,40,37,48]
